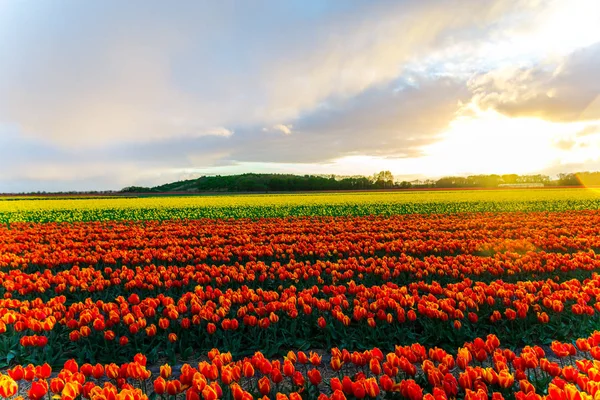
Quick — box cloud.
[1,0,600,191]
[0,74,468,191]
[576,124,600,137]
[554,139,576,150]
[203,127,233,137]
[470,41,600,122]
[176,76,468,166]
[277,76,468,161]
[0,0,534,149]
[264,124,293,135]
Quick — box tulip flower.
[154,377,167,395]
[166,379,182,396]
[50,377,65,394]
[307,369,322,386]
[28,380,48,400]
[257,376,271,396]
[0,375,18,398]
[202,384,219,400]
[61,381,81,400]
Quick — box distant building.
[498,183,544,188]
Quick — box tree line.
[122,172,394,193]
[120,171,600,193]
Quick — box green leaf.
[6,350,17,364]
[183,346,194,359]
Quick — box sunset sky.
[1,0,600,192]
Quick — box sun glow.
[420,108,597,176]
[325,109,600,180]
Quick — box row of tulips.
[2,211,600,272]
[2,270,600,363]
[4,332,600,399]
[2,249,600,299]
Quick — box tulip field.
[2,188,600,223]
[4,190,600,399]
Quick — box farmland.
[2,188,600,223]
[2,189,600,399]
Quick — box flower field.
[3,192,600,399]
[2,188,600,223]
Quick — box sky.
[1,0,600,192]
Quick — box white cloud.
[203,127,233,137]
[267,124,293,135]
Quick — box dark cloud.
[471,42,600,122]
[115,76,467,165]
[230,77,468,163]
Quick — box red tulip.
[166,379,182,395]
[258,376,271,395]
[154,377,167,395]
[28,380,48,400]
[308,369,322,386]
[50,377,65,394]
[352,381,366,399]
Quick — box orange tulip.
[61,381,81,400]
[242,361,254,378]
[364,378,380,397]
[154,377,167,395]
[283,360,295,376]
[160,364,172,379]
[519,380,535,394]
[231,383,244,400]
[309,352,322,366]
[166,379,181,395]
[257,376,271,396]
[105,363,120,379]
[207,323,217,334]
[564,383,582,400]
[331,390,347,400]
[498,370,514,389]
[369,359,382,375]
[202,384,218,400]
[317,317,326,329]
[330,357,343,371]
[50,377,65,394]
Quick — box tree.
[372,171,394,189]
